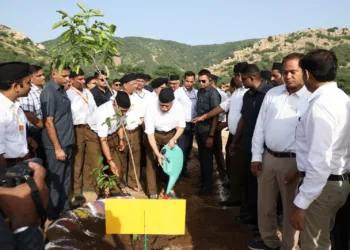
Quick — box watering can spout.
[160,145,184,195]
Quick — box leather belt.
[266,147,296,158]
[127,127,139,133]
[300,171,349,181]
[155,129,176,135]
[5,153,30,168]
[74,124,89,128]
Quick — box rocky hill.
[209,27,350,76]
[0,24,49,64]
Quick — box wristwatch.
[172,138,177,144]
[119,137,125,141]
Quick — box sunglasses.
[198,80,207,83]
[114,83,121,86]
[99,78,109,82]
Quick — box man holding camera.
[0,62,49,249]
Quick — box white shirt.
[133,89,153,117]
[174,87,198,122]
[87,100,123,137]
[145,100,186,134]
[66,87,97,125]
[0,93,28,158]
[125,94,143,130]
[251,85,311,162]
[294,82,350,210]
[219,87,248,135]
[216,87,228,122]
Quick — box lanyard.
[11,105,24,131]
[135,90,145,99]
[71,87,89,104]
[183,87,197,100]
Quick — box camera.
[0,158,42,188]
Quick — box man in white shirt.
[290,49,350,250]
[175,71,198,178]
[0,62,32,168]
[248,53,309,250]
[144,88,185,199]
[112,78,121,96]
[87,91,131,195]
[210,74,228,178]
[192,62,248,205]
[119,73,143,191]
[19,65,46,161]
[66,69,98,204]
[169,75,181,92]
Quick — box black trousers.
[331,193,350,250]
[177,122,195,173]
[195,131,214,189]
[243,150,258,224]
[45,146,72,220]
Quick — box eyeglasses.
[198,80,207,83]
[99,78,109,82]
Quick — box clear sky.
[0,0,349,45]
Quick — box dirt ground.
[46,131,258,250]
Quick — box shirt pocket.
[57,97,71,116]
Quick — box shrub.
[327,27,338,33]
[0,31,9,37]
[306,42,315,47]
[267,36,273,42]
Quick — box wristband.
[119,137,125,141]
[107,159,113,164]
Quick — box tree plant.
[51,3,140,196]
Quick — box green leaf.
[52,20,67,29]
[102,165,109,171]
[77,28,86,36]
[98,34,103,46]
[105,117,111,127]
[105,65,110,77]
[77,3,88,12]
[90,9,101,15]
[75,65,80,75]
[109,25,116,34]
[57,10,68,18]
[98,156,104,166]
[133,234,138,241]
[81,36,95,42]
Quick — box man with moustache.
[169,75,181,92]
[0,62,33,168]
[248,53,309,250]
[90,70,112,107]
[40,62,75,220]
[290,49,350,250]
[67,69,98,206]
[85,76,97,90]
[19,65,46,161]
[175,71,198,178]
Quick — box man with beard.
[40,62,75,220]
[144,88,185,199]
[271,63,284,86]
[0,62,32,168]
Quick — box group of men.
[0,48,349,250]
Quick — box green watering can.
[160,144,184,196]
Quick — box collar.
[0,92,14,108]
[200,84,213,92]
[49,80,62,90]
[279,84,308,98]
[31,84,42,92]
[308,82,337,103]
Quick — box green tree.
[152,65,182,78]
